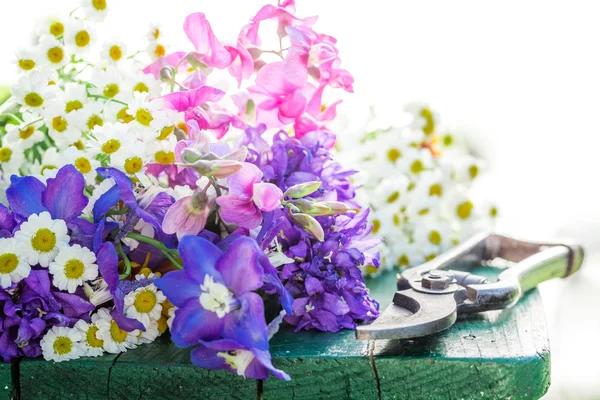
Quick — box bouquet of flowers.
[341,104,497,274]
[0,0,381,380]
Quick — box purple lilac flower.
[244,127,381,332]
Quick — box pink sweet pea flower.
[216,163,283,229]
[143,52,188,80]
[162,195,211,240]
[183,13,232,69]
[225,41,254,87]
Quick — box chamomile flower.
[80,0,109,21]
[95,308,139,353]
[405,102,439,136]
[88,122,137,159]
[61,146,100,184]
[126,92,167,136]
[111,145,148,177]
[40,326,84,362]
[14,47,40,73]
[49,244,99,293]
[100,38,127,66]
[3,113,45,148]
[82,178,115,218]
[147,23,163,42]
[64,19,96,56]
[145,136,177,166]
[147,41,167,61]
[10,71,58,112]
[449,195,477,223]
[43,101,85,148]
[38,35,69,69]
[401,147,433,177]
[137,320,160,344]
[0,144,25,176]
[14,211,70,267]
[62,83,89,114]
[123,283,166,328]
[31,147,65,181]
[36,16,66,38]
[123,72,161,101]
[0,238,31,289]
[89,67,124,101]
[80,100,105,132]
[413,219,453,251]
[74,319,104,357]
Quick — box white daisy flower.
[10,71,58,112]
[89,67,124,101]
[49,244,99,293]
[95,308,139,353]
[42,101,85,148]
[36,16,66,38]
[80,100,105,132]
[0,144,25,176]
[100,38,127,66]
[145,135,177,166]
[399,147,433,177]
[40,326,84,362]
[62,83,89,115]
[64,19,96,56]
[122,72,161,102]
[147,23,163,42]
[38,35,69,69]
[404,102,440,136]
[147,41,167,61]
[166,306,177,329]
[0,238,32,289]
[413,218,453,251]
[123,283,166,328]
[61,146,100,184]
[13,47,41,73]
[80,0,109,21]
[3,112,46,148]
[110,143,148,177]
[137,320,160,344]
[30,147,65,182]
[74,319,104,357]
[14,211,70,267]
[82,178,116,219]
[88,122,137,159]
[126,92,167,136]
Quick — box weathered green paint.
[11,269,550,399]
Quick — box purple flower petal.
[252,349,291,380]
[0,331,19,362]
[110,308,145,332]
[216,236,264,296]
[171,301,223,347]
[155,271,201,308]
[53,291,95,318]
[223,292,268,351]
[6,174,47,218]
[97,242,119,294]
[42,165,88,221]
[0,203,16,234]
[178,236,223,284]
[190,346,228,370]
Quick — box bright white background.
[2,1,600,398]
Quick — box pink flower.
[216,163,283,229]
[225,41,254,87]
[162,195,212,240]
[143,52,188,80]
[183,13,232,69]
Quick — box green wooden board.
[8,269,550,400]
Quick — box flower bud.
[160,67,173,82]
[317,201,355,216]
[288,199,331,216]
[210,159,244,179]
[290,213,325,242]
[284,181,322,199]
[181,148,203,163]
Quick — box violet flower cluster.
[0,0,381,380]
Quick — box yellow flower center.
[154,44,166,58]
[103,83,119,98]
[176,122,188,134]
[371,219,381,234]
[154,151,175,165]
[74,157,92,174]
[407,182,416,191]
[87,115,103,131]
[65,100,83,113]
[365,264,378,274]
[153,28,160,40]
[157,126,174,140]
[442,134,453,147]
[420,108,435,135]
[47,47,64,64]
[0,148,12,162]
[134,290,157,314]
[19,126,35,139]
[75,30,91,48]
[18,59,36,71]
[124,157,143,174]
[110,320,128,343]
[456,201,473,220]
[53,336,73,355]
[469,165,479,179]
[24,92,44,107]
[0,253,19,274]
[397,254,410,267]
[410,160,424,175]
[86,325,104,348]
[92,0,107,10]
[101,139,121,154]
[109,45,122,61]
[64,259,85,279]
[52,116,68,133]
[386,191,399,203]
[425,253,437,261]
[31,228,56,253]
[133,82,149,93]
[393,214,400,226]
[429,184,442,197]
[73,141,85,150]
[117,107,134,123]
[428,231,441,245]
[40,165,57,175]
[135,109,153,127]
[387,148,401,163]
[490,207,498,218]
[418,208,430,216]
[50,22,64,37]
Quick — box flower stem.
[0,113,22,124]
[126,232,183,269]
[87,94,128,106]
[116,241,132,279]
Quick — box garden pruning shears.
[356,232,584,340]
